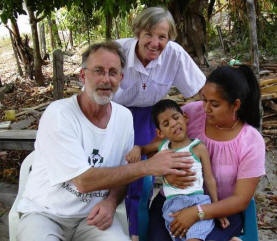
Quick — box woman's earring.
[232,111,237,121]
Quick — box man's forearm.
[73,161,149,193]
[107,186,127,207]
[73,150,191,193]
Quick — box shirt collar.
[126,39,138,68]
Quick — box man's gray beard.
[92,92,113,105]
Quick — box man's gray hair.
[132,7,177,40]
[82,41,126,69]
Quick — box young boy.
[126,99,229,241]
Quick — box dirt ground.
[0,37,277,240]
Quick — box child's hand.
[218,217,230,229]
[126,145,141,163]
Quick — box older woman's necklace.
[139,68,153,90]
[215,120,240,130]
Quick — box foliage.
[51,1,145,45]
[258,0,277,56]
[1,0,276,64]
[0,0,72,24]
[207,0,277,59]
[0,0,25,24]
[24,0,72,19]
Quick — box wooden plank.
[0,140,35,150]
[263,123,277,128]
[263,129,277,135]
[260,78,277,87]
[261,93,277,100]
[0,130,37,140]
[261,85,277,93]
[0,121,11,129]
[16,102,51,117]
[263,120,277,124]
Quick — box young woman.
[148,65,265,241]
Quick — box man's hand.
[165,169,196,189]
[87,199,117,230]
[145,150,194,176]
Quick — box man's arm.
[72,150,192,193]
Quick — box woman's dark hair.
[152,99,183,129]
[207,65,261,128]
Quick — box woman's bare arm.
[169,177,260,237]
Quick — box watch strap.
[197,204,205,220]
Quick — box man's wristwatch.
[197,205,205,220]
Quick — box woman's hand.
[164,155,196,189]
[169,206,198,238]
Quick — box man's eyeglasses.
[84,67,121,78]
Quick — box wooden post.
[246,0,260,77]
[216,25,225,53]
[246,0,263,131]
[39,23,47,59]
[53,49,64,100]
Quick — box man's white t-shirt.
[17,95,134,218]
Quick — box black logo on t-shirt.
[88,149,104,167]
[61,182,108,203]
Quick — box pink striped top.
[182,101,265,200]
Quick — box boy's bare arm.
[197,144,230,228]
[126,139,162,163]
[141,139,161,155]
[196,143,218,203]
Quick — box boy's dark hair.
[152,99,183,129]
[207,65,261,128]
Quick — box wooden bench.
[0,130,37,150]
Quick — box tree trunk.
[52,19,62,48]
[9,30,23,76]
[115,17,120,39]
[53,49,64,100]
[25,0,44,85]
[47,15,56,51]
[69,29,74,49]
[85,14,91,45]
[39,23,47,59]
[168,0,208,65]
[10,20,34,79]
[105,12,112,40]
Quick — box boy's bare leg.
[187,239,201,241]
[229,237,242,241]
[131,235,139,241]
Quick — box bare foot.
[229,237,242,241]
[131,235,139,241]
